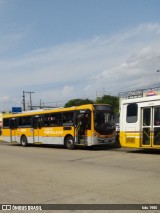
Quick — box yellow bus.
[2,104,116,149]
[119,87,160,149]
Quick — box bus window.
[63,112,74,126]
[43,114,50,127]
[3,118,10,129]
[126,103,138,123]
[50,113,62,126]
[22,116,32,127]
[143,108,151,126]
[154,107,160,126]
[18,117,23,127]
[10,118,18,130]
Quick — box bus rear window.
[126,103,138,123]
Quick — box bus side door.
[142,106,160,147]
[141,107,151,147]
[32,116,42,143]
[10,118,18,142]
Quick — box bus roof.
[120,94,160,105]
[119,86,160,103]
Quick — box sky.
[0,0,160,111]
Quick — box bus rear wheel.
[21,136,28,147]
[65,136,75,150]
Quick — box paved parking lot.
[0,141,160,212]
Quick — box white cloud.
[0,96,9,102]
[61,86,75,98]
[0,23,160,110]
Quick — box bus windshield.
[94,110,115,135]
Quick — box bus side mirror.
[0,129,2,136]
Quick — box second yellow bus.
[2,104,116,149]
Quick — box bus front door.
[142,107,151,147]
[141,107,160,147]
[153,106,160,147]
[75,111,91,145]
[33,116,42,143]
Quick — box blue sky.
[0,0,160,110]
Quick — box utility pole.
[102,88,106,96]
[40,99,42,109]
[26,92,35,110]
[22,91,35,110]
[22,91,26,111]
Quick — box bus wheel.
[65,136,75,150]
[21,136,28,147]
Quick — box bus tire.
[65,136,75,150]
[21,136,28,147]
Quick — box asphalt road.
[0,142,160,213]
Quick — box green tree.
[95,95,119,114]
[64,98,94,108]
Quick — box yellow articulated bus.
[119,87,160,149]
[2,104,116,149]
